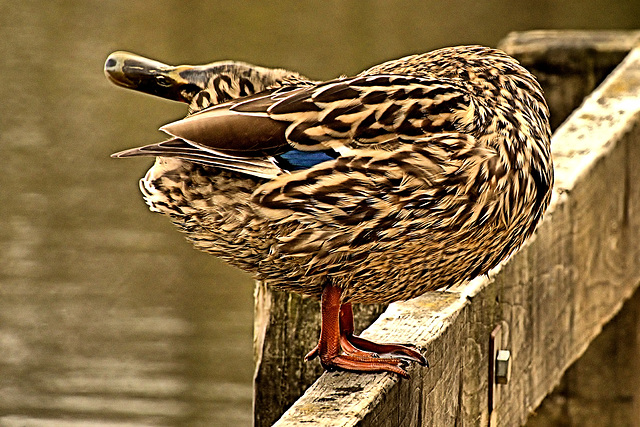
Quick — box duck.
[105,46,553,377]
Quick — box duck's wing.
[113,74,472,179]
[266,74,471,151]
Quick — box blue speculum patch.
[276,149,337,171]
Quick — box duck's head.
[104,51,208,104]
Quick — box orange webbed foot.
[306,285,428,377]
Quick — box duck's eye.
[156,75,172,87]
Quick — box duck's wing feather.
[266,74,470,151]
[112,138,283,179]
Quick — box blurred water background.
[1,1,638,425]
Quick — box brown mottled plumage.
[105,46,553,377]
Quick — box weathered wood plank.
[527,287,640,426]
[499,30,640,129]
[272,43,640,426]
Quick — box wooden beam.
[271,39,640,426]
[527,286,640,425]
[499,30,640,129]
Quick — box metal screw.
[495,350,511,385]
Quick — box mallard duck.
[105,46,553,377]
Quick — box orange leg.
[305,284,427,378]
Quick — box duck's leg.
[304,284,425,378]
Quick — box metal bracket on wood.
[488,323,511,425]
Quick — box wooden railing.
[253,30,640,426]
